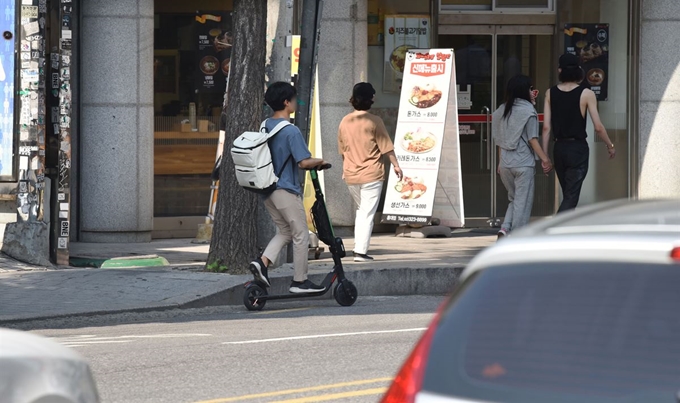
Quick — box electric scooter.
[242,164,358,311]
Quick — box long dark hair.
[503,74,533,120]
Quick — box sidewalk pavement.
[0,230,496,323]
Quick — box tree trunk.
[206,0,267,273]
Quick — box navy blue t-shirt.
[265,118,311,196]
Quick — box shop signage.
[381,48,465,227]
[457,84,472,110]
[564,23,609,101]
[383,15,430,94]
[195,11,231,93]
[459,124,475,135]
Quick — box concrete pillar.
[318,0,368,226]
[79,0,154,242]
[638,0,680,198]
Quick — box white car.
[383,199,680,403]
[0,328,99,403]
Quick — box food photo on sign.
[409,83,443,109]
[564,23,609,101]
[401,127,437,154]
[383,15,430,93]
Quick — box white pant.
[348,181,383,255]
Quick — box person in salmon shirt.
[337,83,403,262]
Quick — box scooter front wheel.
[244,284,267,311]
[334,280,358,307]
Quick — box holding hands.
[606,144,616,159]
[541,158,553,175]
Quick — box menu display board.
[383,15,430,94]
[195,12,231,92]
[564,23,609,101]
[382,49,464,225]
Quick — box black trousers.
[553,141,589,213]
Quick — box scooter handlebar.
[305,163,332,171]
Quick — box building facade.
[0,0,676,263]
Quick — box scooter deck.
[246,270,338,301]
[248,286,330,301]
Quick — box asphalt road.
[28,295,443,403]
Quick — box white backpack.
[231,119,292,193]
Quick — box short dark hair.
[559,66,584,83]
[350,82,376,111]
[265,82,297,112]
[350,97,374,111]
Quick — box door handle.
[479,115,484,170]
[481,106,491,170]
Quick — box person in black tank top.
[542,54,616,213]
[550,85,587,141]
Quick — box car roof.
[0,328,85,361]
[513,198,680,236]
[461,199,680,282]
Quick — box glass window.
[440,0,492,11]
[153,1,232,218]
[495,0,551,8]
[556,0,630,203]
[423,262,680,402]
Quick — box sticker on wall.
[20,5,37,18]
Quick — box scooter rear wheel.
[334,280,358,307]
[244,284,267,311]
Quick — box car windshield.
[422,262,680,403]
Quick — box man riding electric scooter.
[238,82,358,311]
[248,82,327,294]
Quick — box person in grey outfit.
[492,75,553,239]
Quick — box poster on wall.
[383,15,430,94]
[195,12,232,92]
[564,23,609,101]
[0,0,15,180]
[381,48,465,227]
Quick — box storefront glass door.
[441,34,493,219]
[439,28,555,224]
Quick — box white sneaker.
[289,280,325,293]
[353,252,374,262]
[497,229,508,240]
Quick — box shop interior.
[153,0,233,237]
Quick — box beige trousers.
[262,189,309,282]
